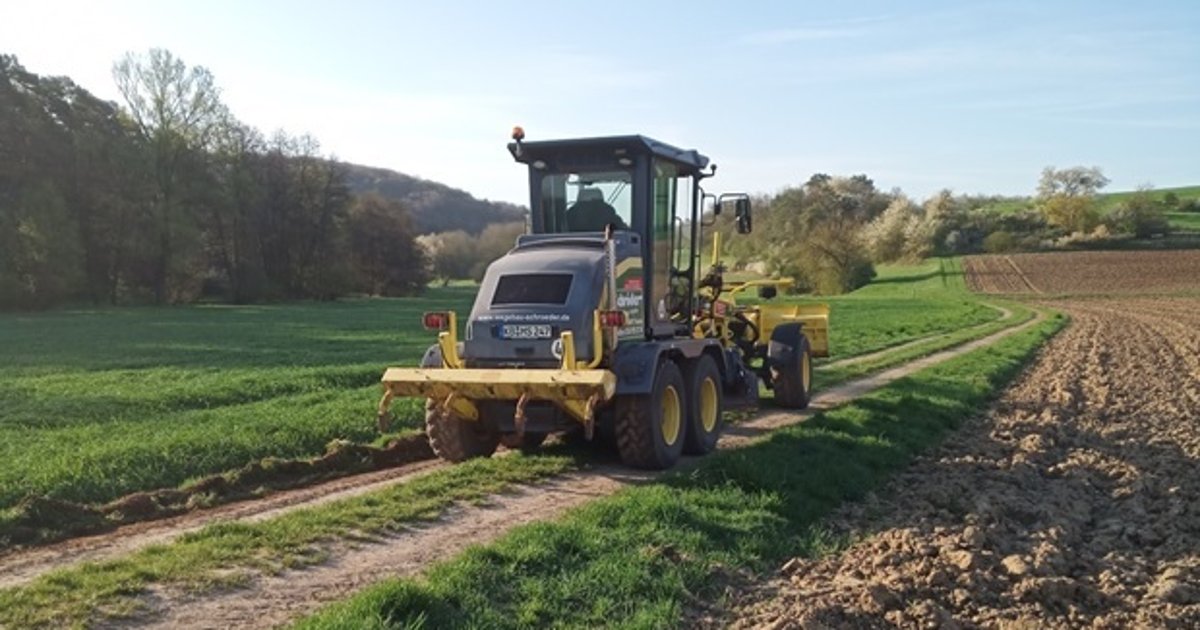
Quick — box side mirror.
[717,193,752,233]
[735,198,752,234]
[757,285,777,300]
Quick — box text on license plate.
[499,324,553,339]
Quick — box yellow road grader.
[378,130,828,469]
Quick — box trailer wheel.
[771,327,812,409]
[500,431,547,454]
[683,355,724,455]
[615,359,686,469]
[425,399,500,462]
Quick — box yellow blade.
[381,368,618,402]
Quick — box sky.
[3,0,1198,206]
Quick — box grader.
[378,130,829,469]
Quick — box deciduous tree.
[1036,166,1108,234]
[347,193,429,296]
[113,48,226,303]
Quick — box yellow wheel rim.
[661,385,682,446]
[699,377,719,432]
[801,351,811,392]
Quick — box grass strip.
[296,313,1065,630]
[814,300,1035,389]
[0,453,578,628]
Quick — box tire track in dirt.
[0,460,447,590]
[718,298,1200,629]
[1004,256,1043,294]
[122,472,635,630]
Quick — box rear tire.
[772,330,813,409]
[683,355,724,455]
[615,359,686,469]
[425,399,500,462]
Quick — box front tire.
[615,359,686,469]
[683,355,724,455]
[771,329,813,409]
[425,399,500,462]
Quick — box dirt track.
[0,460,447,590]
[722,298,1200,628]
[0,312,1045,628]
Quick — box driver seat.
[566,188,627,232]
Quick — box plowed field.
[721,298,1200,628]
[965,250,1200,295]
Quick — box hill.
[977,185,1200,232]
[341,163,525,235]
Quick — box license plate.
[499,324,553,340]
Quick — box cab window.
[538,171,632,233]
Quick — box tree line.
[1,50,429,310]
[712,166,1179,294]
[4,49,1182,307]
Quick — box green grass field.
[1093,185,1200,213]
[979,185,1200,222]
[1167,211,1200,232]
[804,258,993,359]
[0,288,476,510]
[0,260,995,514]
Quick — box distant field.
[964,250,1200,296]
[1094,185,1200,213]
[977,198,1034,214]
[0,261,996,511]
[979,185,1200,220]
[1168,211,1200,232]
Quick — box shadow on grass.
[868,270,945,286]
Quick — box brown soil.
[965,250,1200,295]
[720,298,1200,629]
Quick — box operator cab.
[508,130,742,339]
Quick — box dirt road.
[722,298,1200,628]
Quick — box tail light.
[422,312,451,331]
[599,310,627,328]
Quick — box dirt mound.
[0,435,432,548]
[722,299,1200,628]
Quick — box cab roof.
[507,134,710,173]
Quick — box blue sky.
[3,0,1198,205]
